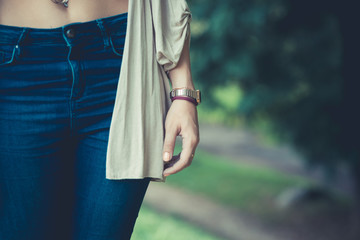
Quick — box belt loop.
[15,27,28,57]
[96,19,110,48]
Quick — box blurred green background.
[132,1,359,239]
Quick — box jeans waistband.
[0,12,128,46]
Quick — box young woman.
[0,0,200,239]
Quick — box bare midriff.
[0,0,128,28]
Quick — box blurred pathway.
[143,122,354,240]
[196,122,354,196]
[144,183,281,240]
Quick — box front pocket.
[0,45,18,66]
[109,33,126,57]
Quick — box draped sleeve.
[151,0,192,72]
[105,0,193,182]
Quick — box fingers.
[163,131,199,177]
[162,99,200,177]
[162,124,178,163]
[163,153,181,170]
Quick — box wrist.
[171,96,198,106]
[168,72,195,91]
[171,84,195,91]
[169,88,201,106]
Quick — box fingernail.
[163,152,170,161]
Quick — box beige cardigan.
[105,0,192,182]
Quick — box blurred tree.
[188,0,360,199]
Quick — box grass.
[165,143,316,216]
[132,204,221,240]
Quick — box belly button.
[51,0,69,8]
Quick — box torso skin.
[0,0,128,28]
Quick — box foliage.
[187,0,358,178]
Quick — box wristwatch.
[170,88,201,105]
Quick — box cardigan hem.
[105,173,166,183]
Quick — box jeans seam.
[15,28,28,53]
[96,19,110,49]
[62,27,76,132]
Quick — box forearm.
[168,37,195,90]
[162,34,200,178]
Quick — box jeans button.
[66,28,75,38]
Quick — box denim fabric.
[0,12,151,240]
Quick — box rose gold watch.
[169,88,201,105]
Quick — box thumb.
[163,127,177,162]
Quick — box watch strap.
[170,88,201,104]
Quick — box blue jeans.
[0,12,151,240]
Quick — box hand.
[162,99,200,177]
